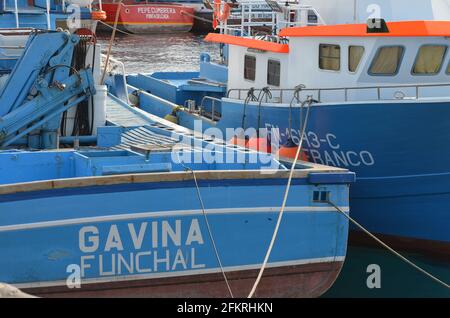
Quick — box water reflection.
[97,33,220,74]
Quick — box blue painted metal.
[0,31,95,149]
[0,123,353,296]
[0,32,78,114]
[121,56,450,250]
[0,0,93,29]
[0,29,354,297]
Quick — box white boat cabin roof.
[206,20,450,103]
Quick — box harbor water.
[97,32,450,298]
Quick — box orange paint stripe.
[280,21,450,38]
[205,33,289,53]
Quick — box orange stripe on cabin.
[279,21,450,38]
[205,33,289,53]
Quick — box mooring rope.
[183,165,234,298]
[98,19,136,37]
[326,200,450,290]
[247,97,314,298]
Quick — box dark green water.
[99,32,450,298]
[324,245,450,298]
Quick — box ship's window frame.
[368,45,405,76]
[267,59,281,86]
[348,45,365,73]
[412,44,447,76]
[244,55,256,81]
[319,44,341,72]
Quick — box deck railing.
[227,82,450,104]
[199,96,222,121]
[218,1,326,39]
[3,0,52,29]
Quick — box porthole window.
[244,55,256,81]
[348,46,365,73]
[369,46,404,75]
[319,44,341,71]
[412,45,447,75]
[267,59,280,86]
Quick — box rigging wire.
[178,157,234,298]
[326,200,450,290]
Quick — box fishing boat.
[98,0,195,33]
[0,0,105,30]
[0,27,354,297]
[145,0,215,33]
[120,0,450,257]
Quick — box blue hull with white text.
[0,147,353,297]
[124,68,450,256]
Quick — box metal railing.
[218,1,326,39]
[199,96,221,121]
[2,0,52,29]
[227,82,450,104]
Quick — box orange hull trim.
[205,33,289,53]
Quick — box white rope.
[326,200,450,290]
[247,97,313,298]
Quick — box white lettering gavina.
[79,219,204,253]
[78,219,206,277]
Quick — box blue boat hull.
[212,98,450,251]
[140,96,450,253]
[0,173,350,297]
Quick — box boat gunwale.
[0,164,350,196]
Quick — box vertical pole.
[46,0,51,29]
[14,0,19,28]
[101,0,122,85]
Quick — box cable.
[247,96,315,298]
[326,200,450,290]
[256,87,271,136]
[241,87,258,130]
[181,161,234,298]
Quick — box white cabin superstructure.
[207,1,450,104]
[301,0,450,25]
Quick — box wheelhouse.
[207,20,450,103]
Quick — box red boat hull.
[101,2,194,33]
[20,261,344,298]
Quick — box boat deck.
[2,6,46,14]
[106,94,151,127]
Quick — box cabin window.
[348,46,365,72]
[412,45,447,75]
[267,59,281,86]
[369,46,404,75]
[244,55,256,81]
[319,44,341,71]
